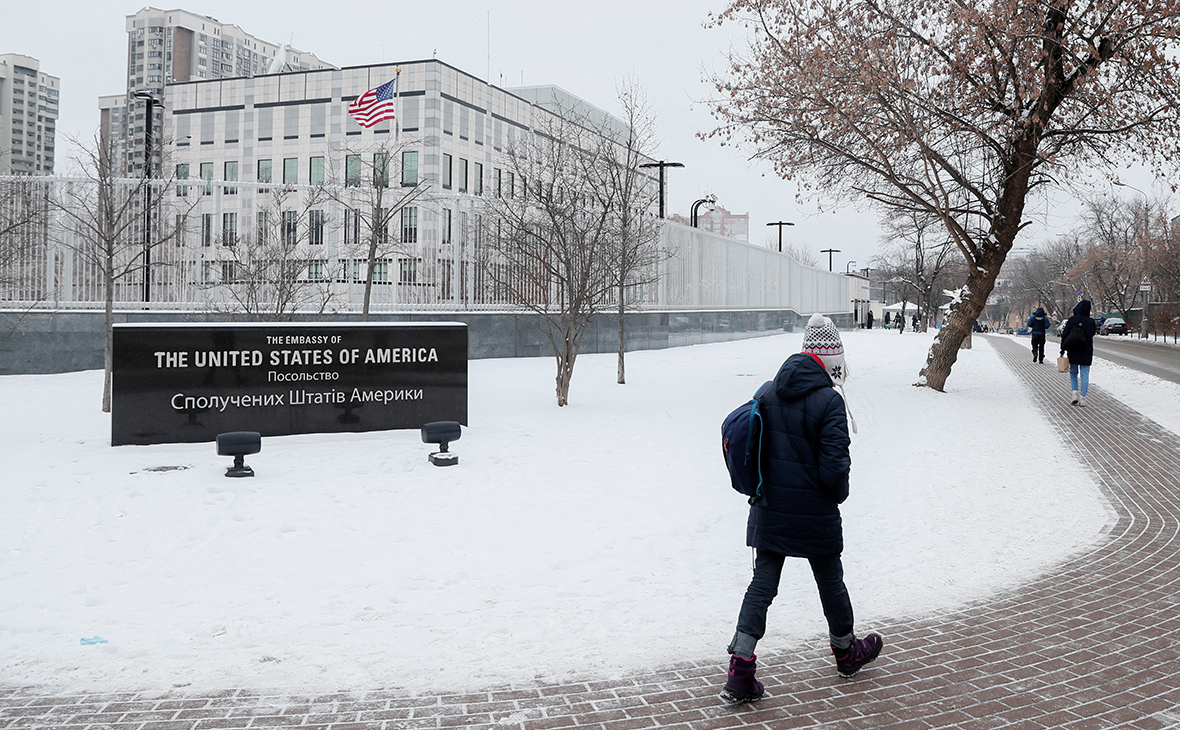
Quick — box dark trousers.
[1031,334,1046,361]
[736,549,855,644]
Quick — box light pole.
[134,90,158,303]
[691,194,717,227]
[766,221,795,252]
[820,248,840,272]
[639,160,684,219]
[845,260,857,274]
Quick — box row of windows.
[196,206,421,248]
[175,152,519,197]
[200,257,437,285]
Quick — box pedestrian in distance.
[721,313,882,705]
[912,314,919,332]
[1027,306,1051,363]
[1060,299,1097,406]
[867,310,874,329]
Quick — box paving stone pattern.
[4,335,1180,730]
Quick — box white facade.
[0,54,59,175]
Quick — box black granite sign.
[111,322,467,446]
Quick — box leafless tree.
[709,0,1180,391]
[198,184,337,320]
[326,138,430,319]
[1008,234,1086,321]
[872,211,961,331]
[52,132,192,411]
[479,102,627,406]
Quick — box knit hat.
[802,313,847,386]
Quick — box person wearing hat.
[721,313,882,704]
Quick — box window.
[399,257,417,284]
[309,156,324,185]
[201,213,213,246]
[256,211,268,244]
[494,168,502,197]
[282,158,298,185]
[224,160,238,195]
[200,162,213,195]
[222,212,237,247]
[343,208,360,246]
[401,151,418,186]
[282,210,298,245]
[371,260,390,283]
[401,207,418,244]
[307,260,325,280]
[345,154,361,187]
[257,158,272,183]
[220,261,237,283]
[309,209,325,245]
[458,158,468,193]
[373,152,389,188]
[505,171,515,198]
[176,163,189,197]
[442,153,452,189]
[473,162,483,195]
[442,208,453,245]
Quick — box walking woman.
[1060,300,1097,406]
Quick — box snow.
[0,329,1129,695]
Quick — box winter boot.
[1070,390,1080,405]
[720,654,765,704]
[832,633,883,678]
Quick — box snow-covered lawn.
[1,329,1124,694]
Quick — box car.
[1100,317,1128,335]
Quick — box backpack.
[721,381,774,504]
[1061,322,1087,351]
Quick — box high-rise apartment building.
[109,7,334,174]
[0,54,59,175]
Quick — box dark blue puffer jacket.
[747,353,851,558]
[1027,307,1050,336]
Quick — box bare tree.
[872,211,960,331]
[709,0,1180,391]
[198,185,337,320]
[52,132,191,411]
[326,139,430,319]
[764,233,820,267]
[479,104,622,406]
[606,77,665,385]
[1008,234,1086,320]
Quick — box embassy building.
[162,58,637,309]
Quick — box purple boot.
[719,654,766,704]
[832,633,883,678]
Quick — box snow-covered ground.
[1,329,1139,695]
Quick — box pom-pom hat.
[801,313,847,386]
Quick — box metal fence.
[1,176,851,315]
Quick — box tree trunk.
[919,254,1005,390]
[102,264,114,413]
[616,279,626,385]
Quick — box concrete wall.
[0,308,854,376]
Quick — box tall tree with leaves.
[709,0,1180,390]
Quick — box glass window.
[401,151,418,186]
[282,210,298,245]
[473,162,483,196]
[222,212,237,246]
[308,209,324,245]
[373,152,389,188]
[283,158,298,185]
[199,162,213,195]
[399,257,417,284]
[201,213,213,246]
[256,210,268,244]
[309,156,324,185]
[442,153,452,189]
[176,163,189,197]
[307,260,324,280]
[224,160,238,195]
[257,158,271,183]
[401,206,418,244]
[493,168,502,197]
[458,158,468,193]
[442,208,452,245]
[345,154,361,187]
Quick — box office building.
[110,7,333,174]
[0,54,59,175]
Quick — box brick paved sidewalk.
[5,334,1180,730]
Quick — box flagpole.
[395,67,401,141]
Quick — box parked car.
[1100,317,1128,335]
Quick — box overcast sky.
[2,1,1166,273]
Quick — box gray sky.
[3,1,1163,273]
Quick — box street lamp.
[766,221,795,252]
[845,260,857,274]
[691,194,717,227]
[639,160,684,219]
[820,248,841,272]
[133,90,158,303]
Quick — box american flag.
[348,79,397,128]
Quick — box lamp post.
[134,90,158,303]
[766,221,795,252]
[845,260,857,274]
[691,194,717,227]
[639,160,684,219]
[820,248,841,272]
